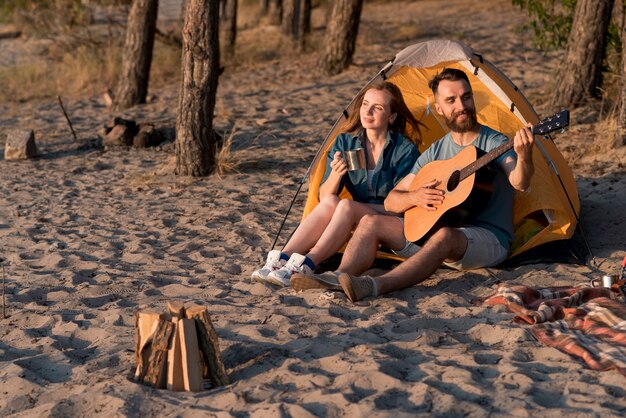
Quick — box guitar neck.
[457,110,569,182]
[460,140,513,181]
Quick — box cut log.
[186,306,229,386]
[167,300,185,318]
[134,311,162,382]
[143,319,175,388]
[167,320,185,391]
[104,125,134,147]
[178,318,203,392]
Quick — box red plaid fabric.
[479,284,626,377]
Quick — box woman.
[252,81,424,287]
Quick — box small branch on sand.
[0,30,21,39]
[57,96,79,142]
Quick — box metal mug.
[591,274,618,288]
[344,148,366,171]
[602,274,618,288]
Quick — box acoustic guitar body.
[402,110,570,245]
[404,145,496,243]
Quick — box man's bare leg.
[374,227,468,295]
[337,214,406,275]
[339,227,469,302]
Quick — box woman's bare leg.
[338,214,406,275]
[306,200,381,265]
[282,195,340,256]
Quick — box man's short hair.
[428,68,471,96]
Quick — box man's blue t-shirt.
[410,125,516,249]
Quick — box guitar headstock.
[531,109,569,136]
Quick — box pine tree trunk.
[219,0,227,20]
[259,0,269,16]
[319,0,363,76]
[175,0,221,177]
[281,0,309,47]
[282,0,295,35]
[224,0,237,50]
[297,0,311,49]
[113,0,159,110]
[615,0,626,146]
[268,0,282,25]
[325,0,334,24]
[550,0,615,109]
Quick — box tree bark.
[219,0,227,20]
[267,0,282,25]
[175,0,221,177]
[259,0,270,16]
[282,0,296,35]
[318,0,363,75]
[550,0,615,109]
[224,0,237,50]
[113,0,159,110]
[297,0,311,48]
[616,0,626,146]
[325,0,334,24]
[281,0,310,47]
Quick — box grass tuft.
[214,125,240,177]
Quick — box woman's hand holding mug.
[330,151,348,176]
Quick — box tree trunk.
[113,0,159,110]
[319,0,363,76]
[219,0,227,20]
[281,0,295,35]
[550,0,615,109]
[175,0,221,177]
[259,0,270,16]
[224,0,237,50]
[267,0,282,25]
[619,0,626,146]
[325,0,334,25]
[297,0,311,48]
[281,0,310,47]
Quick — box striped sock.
[302,255,316,271]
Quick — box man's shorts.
[392,225,509,270]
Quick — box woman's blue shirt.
[321,130,420,204]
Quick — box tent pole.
[270,61,395,252]
[534,136,597,267]
[270,180,305,251]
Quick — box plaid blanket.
[479,284,626,377]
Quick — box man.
[291,68,535,302]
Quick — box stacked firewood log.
[134,302,229,391]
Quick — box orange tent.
[299,40,581,260]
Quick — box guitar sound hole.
[447,170,460,191]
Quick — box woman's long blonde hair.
[341,81,424,146]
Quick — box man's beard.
[443,108,478,133]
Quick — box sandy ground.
[1,0,626,416]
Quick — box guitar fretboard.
[457,110,568,181]
[459,141,513,181]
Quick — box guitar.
[403,110,569,243]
